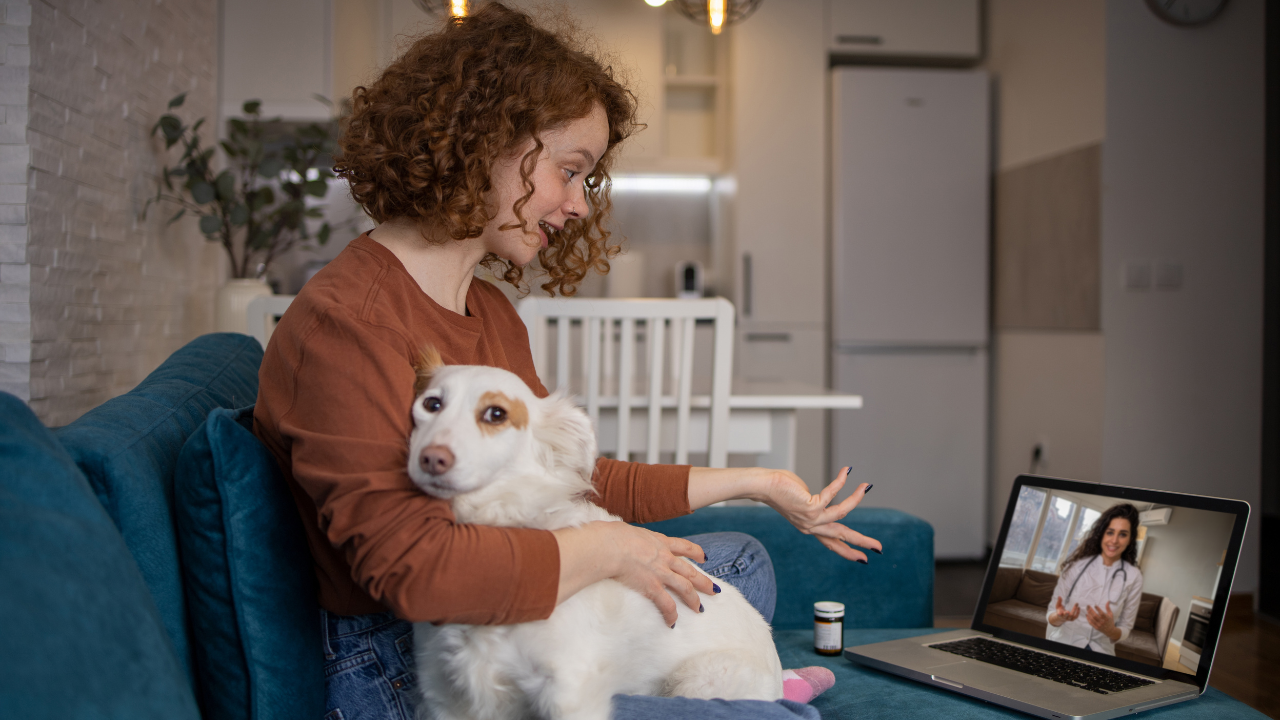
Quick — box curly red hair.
[335,3,639,296]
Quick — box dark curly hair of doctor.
[1060,503,1140,573]
[334,2,640,296]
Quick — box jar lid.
[814,601,845,618]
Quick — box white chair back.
[245,295,296,348]
[517,297,735,467]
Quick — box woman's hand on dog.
[689,466,883,564]
[552,522,714,627]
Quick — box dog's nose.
[419,444,455,476]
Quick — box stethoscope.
[1062,555,1129,649]
[1065,555,1129,606]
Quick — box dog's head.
[405,350,597,524]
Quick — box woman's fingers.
[816,535,868,563]
[809,522,883,555]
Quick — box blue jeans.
[322,531,816,720]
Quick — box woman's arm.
[687,466,883,562]
[552,521,715,627]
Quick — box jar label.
[814,621,843,651]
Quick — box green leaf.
[229,203,249,227]
[167,208,186,225]
[220,140,238,158]
[168,166,187,177]
[242,99,262,115]
[318,222,331,245]
[303,207,323,218]
[192,118,205,132]
[199,214,221,236]
[258,157,285,178]
[168,93,187,109]
[190,181,215,204]
[215,170,236,200]
[304,178,328,198]
[229,118,248,136]
[254,186,276,208]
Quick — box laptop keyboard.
[929,637,1156,695]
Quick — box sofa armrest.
[642,506,933,630]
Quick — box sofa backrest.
[988,566,1022,603]
[52,333,263,684]
[1014,569,1058,608]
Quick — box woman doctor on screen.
[1045,503,1144,656]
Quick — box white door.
[832,349,988,559]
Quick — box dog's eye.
[423,396,443,412]
[481,406,507,424]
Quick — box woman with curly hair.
[1045,503,1145,656]
[253,3,875,718]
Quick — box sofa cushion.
[1134,593,1160,633]
[0,392,200,719]
[1015,569,1058,608]
[643,507,934,630]
[52,332,262,682]
[988,566,1022,604]
[983,599,1050,638]
[175,404,323,720]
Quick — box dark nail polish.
[699,603,705,613]
[857,558,869,565]
[713,583,722,594]
[871,548,882,555]
[863,484,874,495]
[670,622,677,629]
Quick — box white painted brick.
[0,358,28,382]
[5,2,32,28]
[0,238,22,262]
[0,202,24,223]
[2,341,29,362]
[6,44,29,67]
[0,319,26,341]
[0,261,27,283]
[0,379,31,401]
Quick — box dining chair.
[517,297,736,468]
[245,295,296,349]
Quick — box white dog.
[405,351,783,720]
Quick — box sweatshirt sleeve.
[277,309,560,625]
[590,457,691,523]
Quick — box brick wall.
[19,0,220,424]
[0,1,30,402]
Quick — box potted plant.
[147,93,339,332]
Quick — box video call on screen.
[984,486,1233,673]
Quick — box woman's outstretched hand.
[757,466,883,563]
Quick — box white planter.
[215,278,272,335]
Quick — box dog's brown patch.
[412,345,444,397]
[476,391,528,434]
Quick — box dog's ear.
[412,345,444,396]
[531,393,598,482]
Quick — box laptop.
[845,474,1251,720]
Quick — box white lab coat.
[1044,555,1144,656]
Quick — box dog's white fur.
[405,363,783,720]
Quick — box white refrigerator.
[829,67,990,560]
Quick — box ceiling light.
[670,0,762,35]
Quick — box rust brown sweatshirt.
[254,234,691,624]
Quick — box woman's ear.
[531,392,597,481]
[412,345,444,396]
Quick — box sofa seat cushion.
[0,393,200,719]
[774,628,1264,719]
[1014,569,1058,608]
[175,404,323,720]
[52,332,262,682]
[983,599,1049,638]
[644,507,934,630]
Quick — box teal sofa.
[0,333,1264,719]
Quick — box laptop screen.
[974,475,1250,688]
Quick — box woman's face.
[1100,517,1132,563]
[480,104,610,267]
